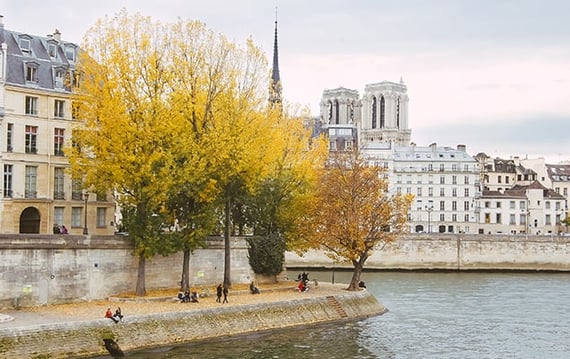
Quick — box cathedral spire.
[269,8,282,106]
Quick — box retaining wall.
[286,233,570,271]
[0,290,384,358]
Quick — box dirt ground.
[0,281,351,327]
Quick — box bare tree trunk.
[135,253,147,296]
[180,249,190,291]
[223,195,232,288]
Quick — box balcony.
[54,191,65,200]
[25,190,37,199]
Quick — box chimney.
[429,142,437,151]
[53,29,61,42]
[457,144,466,152]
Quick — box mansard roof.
[546,164,570,182]
[392,144,475,162]
[2,27,78,92]
[508,181,565,200]
[481,189,526,199]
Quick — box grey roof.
[3,27,78,92]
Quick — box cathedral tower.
[268,13,282,106]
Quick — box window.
[396,187,402,194]
[506,177,510,184]
[25,166,37,198]
[54,207,64,226]
[72,207,82,227]
[439,164,445,172]
[65,46,76,62]
[520,214,526,226]
[452,188,457,197]
[510,201,515,209]
[54,167,65,199]
[439,214,445,221]
[440,201,445,211]
[564,188,568,196]
[452,164,457,171]
[452,214,457,222]
[520,201,526,210]
[464,214,469,222]
[55,69,65,88]
[428,164,433,171]
[54,128,65,156]
[329,141,336,151]
[20,38,31,54]
[485,201,490,208]
[545,201,550,210]
[54,100,65,118]
[25,125,38,154]
[428,187,433,197]
[380,96,385,128]
[485,213,490,223]
[25,96,38,115]
[498,175,502,183]
[440,176,445,184]
[97,208,107,227]
[556,202,561,210]
[452,201,457,211]
[496,213,502,224]
[556,214,561,225]
[545,214,551,225]
[26,64,38,83]
[7,123,13,152]
[510,214,516,225]
[417,187,422,196]
[464,176,469,184]
[48,43,57,58]
[440,188,445,197]
[464,201,470,211]
[452,175,457,184]
[464,164,469,172]
[464,188,470,197]
[496,202,501,208]
[406,187,412,194]
[72,179,83,200]
[555,187,560,194]
[3,165,13,198]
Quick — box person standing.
[222,285,229,303]
[216,284,223,303]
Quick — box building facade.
[0,17,115,234]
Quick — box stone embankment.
[0,283,385,358]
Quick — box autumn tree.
[242,111,328,280]
[68,11,179,296]
[287,149,414,291]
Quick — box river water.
[105,271,570,359]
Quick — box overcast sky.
[2,0,569,162]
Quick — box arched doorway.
[19,207,41,233]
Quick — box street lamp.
[83,192,89,235]
[425,205,433,233]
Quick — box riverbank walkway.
[0,281,351,329]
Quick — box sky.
[2,0,569,163]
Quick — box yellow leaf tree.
[288,149,414,291]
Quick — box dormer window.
[54,68,65,88]
[65,46,75,62]
[48,43,57,58]
[25,63,39,83]
[20,38,31,54]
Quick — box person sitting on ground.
[105,307,118,323]
[358,281,367,289]
[113,307,123,322]
[249,281,260,294]
[178,289,191,303]
[190,291,199,303]
[298,280,308,292]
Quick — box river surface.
[98,271,570,359]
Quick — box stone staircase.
[326,296,348,318]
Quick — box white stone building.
[0,17,115,234]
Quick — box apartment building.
[0,17,115,234]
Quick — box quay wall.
[286,233,570,271]
[0,290,384,358]
[0,235,253,309]
[2,233,569,309]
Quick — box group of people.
[104,307,123,323]
[53,224,68,234]
[216,284,229,303]
[297,272,310,292]
[178,290,199,303]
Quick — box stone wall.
[0,235,254,309]
[0,291,384,358]
[286,233,570,271]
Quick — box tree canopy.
[287,149,414,290]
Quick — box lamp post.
[425,205,433,233]
[83,192,89,235]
